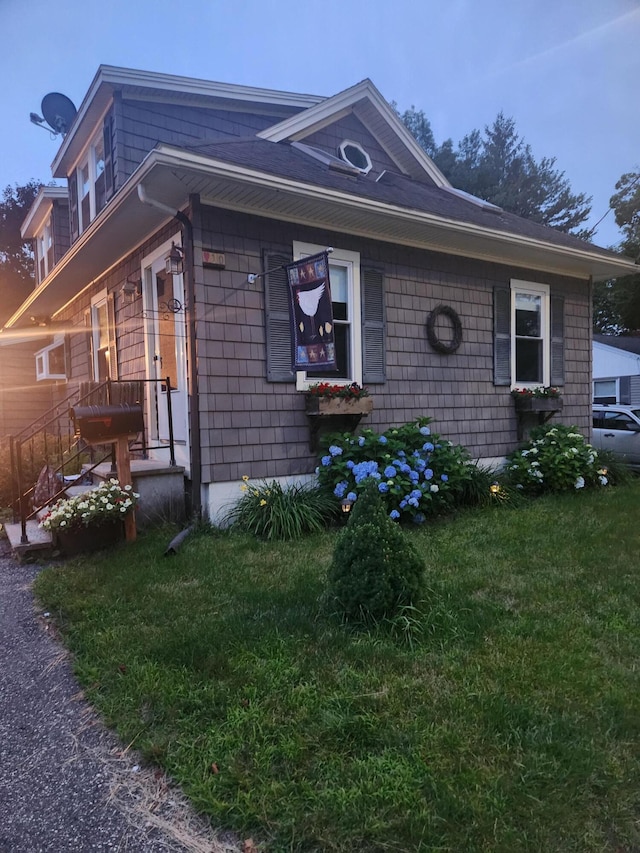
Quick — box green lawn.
[34,483,640,852]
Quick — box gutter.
[137,184,202,520]
[148,145,639,280]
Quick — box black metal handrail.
[10,377,177,544]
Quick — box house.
[3,65,637,521]
[593,334,640,404]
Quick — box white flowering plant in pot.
[40,478,139,532]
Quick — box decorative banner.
[286,251,336,371]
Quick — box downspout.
[137,184,202,518]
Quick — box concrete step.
[3,520,54,559]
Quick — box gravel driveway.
[0,544,242,853]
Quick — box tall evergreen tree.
[593,172,640,334]
[396,108,592,235]
[0,180,42,325]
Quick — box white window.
[35,337,66,381]
[338,140,372,175]
[593,379,618,403]
[90,291,111,380]
[293,242,362,390]
[511,280,550,387]
[76,130,107,234]
[36,218,53,283]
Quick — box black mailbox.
[70,404,144,442]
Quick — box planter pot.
[305,396,374,417]
[513,396,563,413]
[55,519,125,557]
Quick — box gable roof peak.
[258,78,451,187]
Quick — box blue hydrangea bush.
[318,418,481,523]
[504,423,610,494]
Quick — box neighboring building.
[593,334,640,404]
[2,65,637,519]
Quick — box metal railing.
[9,377,176,544]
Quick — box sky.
[1,0,638,250]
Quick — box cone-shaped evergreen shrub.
[328,480,425,622]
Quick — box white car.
[592,404,640,470]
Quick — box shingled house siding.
[194,206,591,487]
[52,199,70,264]
[303,113,399,177]
[116,100,297,184]
[0,342,55,437]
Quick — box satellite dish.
[40,93,77,136]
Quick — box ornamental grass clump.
[318,417,486,523]
[39,479,139,531]
[224,476,337,541]
[328,479,425,623]
[505,423,610,494]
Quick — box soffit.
[6,150,637,330]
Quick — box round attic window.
[338,140,372,174]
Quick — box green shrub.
[318,418,486,523]
[504,423,610,494]
[328,481,425,622]
[224,477,337,540]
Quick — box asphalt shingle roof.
[184,137,627,261]
[594,334,640,354]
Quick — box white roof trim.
[7,144,637,329]
[257,78,451,188]
[51,64,324,176]
[20,186,67,239]
[146,145,637,277]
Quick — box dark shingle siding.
[116,99,295,184]
[194,205,591,484]
[303,112,398,177]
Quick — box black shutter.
[494,286,511,386]
[264,249,294,382]
[619,375,631,404]
[103,113,115,202]
[362,267,385,384]
[550,294,565,386]
[69,171,79,243]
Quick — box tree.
[397,108,592,235]
[592,171,640,335]
[0,180,43,326]
[610,171,640,259]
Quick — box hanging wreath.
[426,304,463,354]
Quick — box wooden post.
[115,435,137,542]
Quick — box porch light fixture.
[165,242,184,276]
[29,314,50,327]
[121,274,142,297]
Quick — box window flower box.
[513,396,563,413]
[305,396,374,417]
[304,383,373,449]
[511,388,562,440]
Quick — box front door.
[142,240,190,474]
